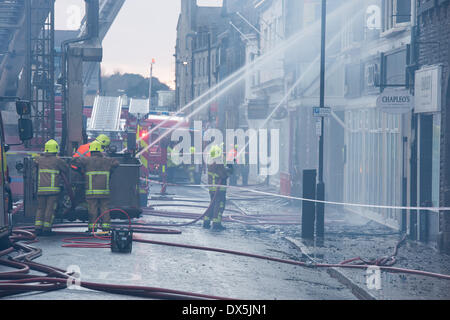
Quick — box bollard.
[302,170,316,240]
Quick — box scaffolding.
[26,0,55,147]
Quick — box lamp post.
[149,58,155,111]
[316,0,327,241]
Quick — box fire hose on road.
[1,222,450,301]
[3,181,450,299]
[0,228,235,300]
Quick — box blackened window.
[396,0,411,23]
[383,0,411,31]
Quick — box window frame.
[382,0,411,34]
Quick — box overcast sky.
[55,1,223,89]
[55,0,182,89]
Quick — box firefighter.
[34,140,69,236]
[203,145,233,231]
[187,146,196,184]
[72,134,112,207]
[166,142,176,183]
[227,144,238,186]
[73,134,111,159]
[72,141,119,233]
[237,144,250,186]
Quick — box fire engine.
[0,99,34,249]
[136,111,192,183]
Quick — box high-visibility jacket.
[35,154,70,196]
[72,143,91,170]
[72,153,120,199]
[73,143,91,158]
[167,147,176,168]
[227,148,238,163]
[207,163,229,192]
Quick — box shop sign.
[377,89,413,114]
[414,65,442,114]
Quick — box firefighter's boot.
[42,229,54,236]
[212,222,226,231]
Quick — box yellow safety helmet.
[210,145,222,160]
[44,140,59,154]
[96,134,111,148]
[89,141,103,153]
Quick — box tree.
[101,72,170,98]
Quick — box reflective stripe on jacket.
[207,163,228,192]
[86,171,110,196]
[73,143,91,158]
[167,147,176,168]
[72,143,91,170]
[38,169,61,193]
[72,153,120,199]
[35,154,69,196]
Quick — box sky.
[55,0,182,89]
[55,1,224,89]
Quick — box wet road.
[2,184,357,300]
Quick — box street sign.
[313,107,331,117]
[316,119,322,137]
[376,88,413,114]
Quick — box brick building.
[414,0,450,252]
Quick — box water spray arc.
[133,0,360,159]
[234,6,367,166]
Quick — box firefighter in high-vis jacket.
[203,145,233,231]
[34,140,69,236]
[73,134,111,159]
[227,144,238,186]
[72,134,112,208]
[72,141,119,233]
[187,146,196,184]
[166,142,176,183]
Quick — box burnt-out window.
[396,0,411,23]
[383,0,411,31]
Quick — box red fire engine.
[136,112,190,182]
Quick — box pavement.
[2,178,450,300]
[228,182,450,300]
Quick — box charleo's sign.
[377,89,413,114]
